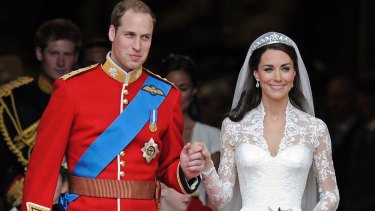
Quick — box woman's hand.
[180,142,205,180]
[190,142,213,173]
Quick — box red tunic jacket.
[22,62,190,211]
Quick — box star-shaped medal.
[141,138,159,163]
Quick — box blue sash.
[61,75,172,208]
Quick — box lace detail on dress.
[202,101,339,211]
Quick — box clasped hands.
[180,142,212,180]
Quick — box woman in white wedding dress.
[199,32,339,211]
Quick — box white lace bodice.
[202,102,339,211]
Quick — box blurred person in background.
[159,54,219,210]
[0,18,81,210]
[323,74,360,210]
[159,183,192,211]
[80,37,110,67]
[343,73,375,211]
[159,182,212,211]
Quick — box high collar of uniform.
[102,52,142,84]
[38,74,53,95]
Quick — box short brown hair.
[34,18,82,52]
[111,0,156,30]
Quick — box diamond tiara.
[251,32,294,51]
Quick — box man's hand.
[180,142,206,180]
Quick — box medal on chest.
[141,138,159,163]
[149,109,158,133]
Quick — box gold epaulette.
[0,76,39,167]
[144,68,177,89]
[0,76,34,98]
[60,63,99,80]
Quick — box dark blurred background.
[1,0,374,80]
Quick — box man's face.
[36,39,78,80]
[108,9,153,72]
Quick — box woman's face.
[254,49,296,101]
[165,70,195,112]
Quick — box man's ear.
[35,47,43,62]
[108,25,116,42]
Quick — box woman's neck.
[184,113,195,126]
[262,98,288,120]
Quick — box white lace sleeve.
[313,120,340,211]
[202,119,237,208]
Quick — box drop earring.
[256,80,259,88]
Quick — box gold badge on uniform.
[141,138,159,163]
[109,67,118,77]
[142,85,165,96]
[149,109,158,133]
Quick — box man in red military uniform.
[21,1,204,210]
